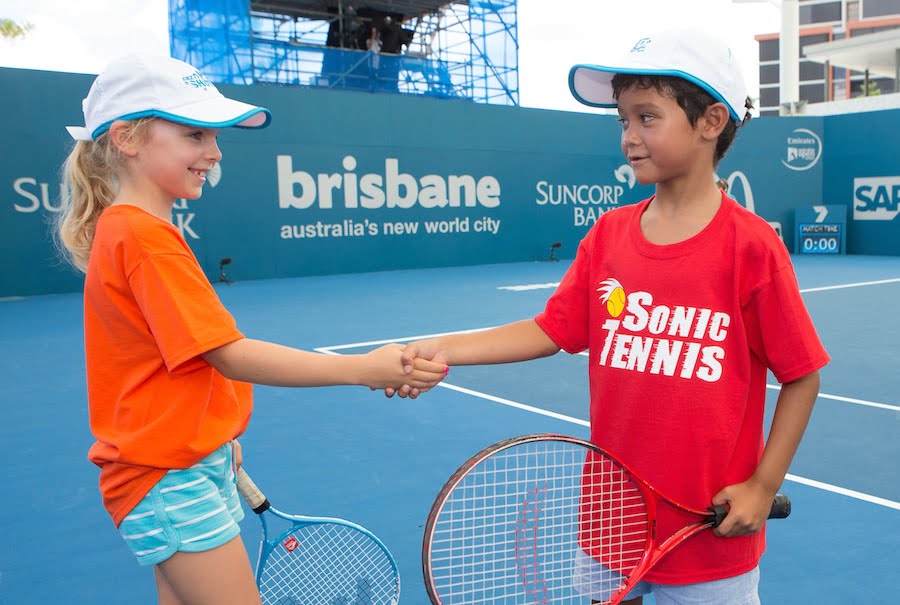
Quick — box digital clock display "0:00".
[800,234,840,254]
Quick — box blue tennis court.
[1,254,898,604]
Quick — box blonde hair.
[55,118,155,272]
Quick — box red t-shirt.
[535,194,829,584]
[84,205,253,526]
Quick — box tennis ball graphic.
[606,286,627,317]
[597,279,627,318]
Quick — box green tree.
[0,18,34,40]
[864,80,882,97]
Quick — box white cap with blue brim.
[66,54,271,141]
[569,29,750,124]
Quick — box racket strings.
[427,440,649,604]
[258,522,398,605]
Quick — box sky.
[0,0,783,113]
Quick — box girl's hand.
[711,479,776,537]
[362,344,448,393]
[232,439,243,469]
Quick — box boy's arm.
[405,319,560,368]
[712,370,820,537]
[386,319,561,397]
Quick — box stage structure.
[169,0,519,105]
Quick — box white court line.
[438,382,589,428]
[785,474,900,511]
[799,277,900,293]
[438,382,900,512]
[497,277,900,294]
[572,351,900,413]
[321,274,900,353]
[314,327,493,352]
[497,282,560,291]
[765,384,900,412]
[318,340,899,511]
[319,329,899,413]
[317,275,900,513]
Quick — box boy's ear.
[700,102,730,141]
[109,121,139,156]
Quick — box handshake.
[363,340,447,399]
[357,320,558,398]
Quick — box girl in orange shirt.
[56,54,447,605]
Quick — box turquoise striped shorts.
[118,443,244,566]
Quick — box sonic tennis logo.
[277,155,501,209]
[596,278,730,382]
[781,128,822,171]
[853,176,900,221]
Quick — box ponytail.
[54,118,154,272]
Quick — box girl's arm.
[712,370,820,536]
[203,338,448,390]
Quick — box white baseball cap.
[66,54,271,141]
[569,29,749,124]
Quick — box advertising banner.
[1,67,896,297]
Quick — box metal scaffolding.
[169,0,519,105]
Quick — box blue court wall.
[1,66,898,297]
[822,112,900,255]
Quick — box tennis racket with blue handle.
[236,467,401,605]
[422,434,790,605]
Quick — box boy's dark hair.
[611,74,753,165]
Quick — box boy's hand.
[363,343,448,394]
[711,479,777,537]
[384,340,449,399]
[401,340,448,374]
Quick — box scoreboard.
[795,205,847,255]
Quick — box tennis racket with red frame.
[422,434,790,605]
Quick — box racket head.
[422,434,656,605]
[235,468,400,605]
[256,510,401,605]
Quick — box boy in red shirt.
[394,29,828,604]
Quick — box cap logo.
[182,70,213,90]
[631,38,652,53]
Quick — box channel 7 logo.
[853,177,900,221]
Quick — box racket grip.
[709,493,792,526]
[769,494,792,519]
[236,467,271,514]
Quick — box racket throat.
[254,514,270,582]
[640,521,712,578]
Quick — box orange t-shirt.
[84,204,253,526]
